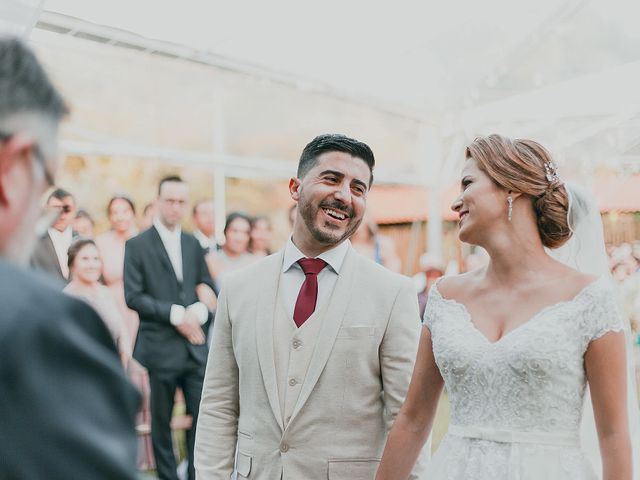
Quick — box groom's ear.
[289,177,301,201]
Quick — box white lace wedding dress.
[423,276,626,479]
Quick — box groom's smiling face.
[290,151,370,249]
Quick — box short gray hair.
[0,37,68,125]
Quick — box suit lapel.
[287,247,357,425]
[44,234,63,277]
[255,250,285,431]
[180,233,190,285]
[150,227,180,284]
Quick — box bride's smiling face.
[451,158,508,245]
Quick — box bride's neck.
[481,229,552,285]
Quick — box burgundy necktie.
[293,258,327,327]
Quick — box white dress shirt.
[154,218,183,282]
[281,237,350,317]
[154,218,207,326]
[193,228,217,252]
[48,227,73,279]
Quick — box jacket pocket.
[327,458,380,479]
[336,326,376,339]
[236,451,252,478]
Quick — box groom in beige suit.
[195,134,427,480]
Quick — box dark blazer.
[29,232,66,282]
[0,260,139,479]
[124,226,215,372]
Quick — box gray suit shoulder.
[351,249,413,291]
[0,261,102,336]
[222,252,281,291]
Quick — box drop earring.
[507,194,513,222]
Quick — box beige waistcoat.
[274,285,330,425]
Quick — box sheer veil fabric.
[548,182,640,478]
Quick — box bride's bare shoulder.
[551,262,600,293]
[436,268,485,300]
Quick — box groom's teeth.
[323,208,346,220]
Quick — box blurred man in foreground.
[0,37,139,479]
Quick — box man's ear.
[289,177,301,201]
[0,134,34,207]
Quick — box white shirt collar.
[193,228,214,249]
[154,217,181,241]
[48,226,73,243]
[282,237,350,274]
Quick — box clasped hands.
[175,283,217,345]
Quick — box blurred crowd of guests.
[33,188,280,294]
[608,242,640,393]
[28,185,282,471]
[609,242,640,336]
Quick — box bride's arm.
[376,326,444,480]
[585,331,632,480]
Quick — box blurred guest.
[611,249,640,334]
[95,195,139,344]
[192,199,217,253]
[0,36,138,480]
[610,242,633,270]
[141,201,156,230]
[632,241,640,271]
[64,238,131,366]
[249,215,272,257]
[416,253,445,318]
[30,187,76,282]
[206,212,255,287]
[73,208,94,238]
[95,194,155,470]
[125,176,215,480]
[351,213,401,272]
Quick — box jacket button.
[292,340,302,349]
[280,443,289,453]
[288,378,297,386]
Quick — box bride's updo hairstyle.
[466,134,572,249]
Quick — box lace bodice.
[424,277,625,434]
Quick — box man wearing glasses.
[0,38,139,479]
[30,187,77,281]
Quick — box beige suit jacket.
[195,247,427,480]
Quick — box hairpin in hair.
[544,161,560,183]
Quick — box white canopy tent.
[23,0,640,171]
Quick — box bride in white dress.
[376,134,638,479]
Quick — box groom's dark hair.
[297,134,375,188]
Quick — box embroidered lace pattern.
[421,277,625,479]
